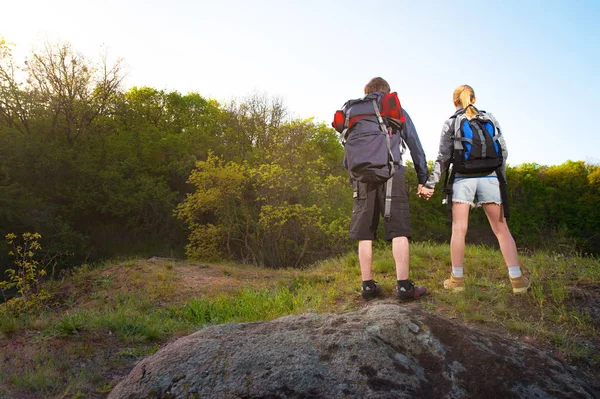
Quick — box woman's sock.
[508,266,522,279]
[452,266,464,278]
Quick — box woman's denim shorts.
[452,176,502,207]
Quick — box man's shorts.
[452,175,502,207]
[349,167,411,241]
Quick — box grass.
[8,354,60,396]
[176,283,332,325]
[0,243,598,398]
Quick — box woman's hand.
[418,185,434,200]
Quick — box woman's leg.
[482,203,519,267]
[451,202,471,267]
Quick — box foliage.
[0,233,52,316]
[507,161,600,254]
[1,38,600,275]
[176,138,351,268]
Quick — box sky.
[3,0,600,166]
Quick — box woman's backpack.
[444,106,510,218]
[451,107,503,174]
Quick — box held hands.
[417,184,434,200]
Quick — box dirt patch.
[58,258,305,309]
[568,283,600,327]
[0,329,149,399]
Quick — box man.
[345,77,429,300]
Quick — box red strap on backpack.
[332,113,375,133]
[332,92,405,134]
[332,110,345,133]
[380,92,406,123]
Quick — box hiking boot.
[361,280,382,300]
[510,275,530,295]
[443,275,465,292]
[397,280,427,301]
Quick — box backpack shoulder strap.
[371,99,387,133]
[340,104,355,144]
[476,112,503,141]
[449,108,465,133]
[452,113,469,150]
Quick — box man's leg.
[392,236,409,280]
[394,234,427,300]
[358,240,373,280]
[384,169,410,281]
[359,239,381,299]
[383,168,426,300]
[350,181,381,300]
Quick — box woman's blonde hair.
[453,85,477,119]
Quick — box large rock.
[109,303,598,398]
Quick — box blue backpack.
[443,106,510,218]
[451,107,503,174]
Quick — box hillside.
[0,243,599,398]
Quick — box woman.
[421,85,529,294]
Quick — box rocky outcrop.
[109,303,598,398]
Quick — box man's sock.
[508,266,522,279]
[362,280,376,288]
[452,266,464,278]
[397,279,412,291]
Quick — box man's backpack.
[443,106,510,218]
[331,92,406,220]
[331,92,405,184]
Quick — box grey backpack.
[332,92,406,219]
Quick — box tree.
[0,38,32,134]
[220,93,288,162]
[0,40,124,145]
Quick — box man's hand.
[417,185,434,200]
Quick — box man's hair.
[364,77,390,95]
